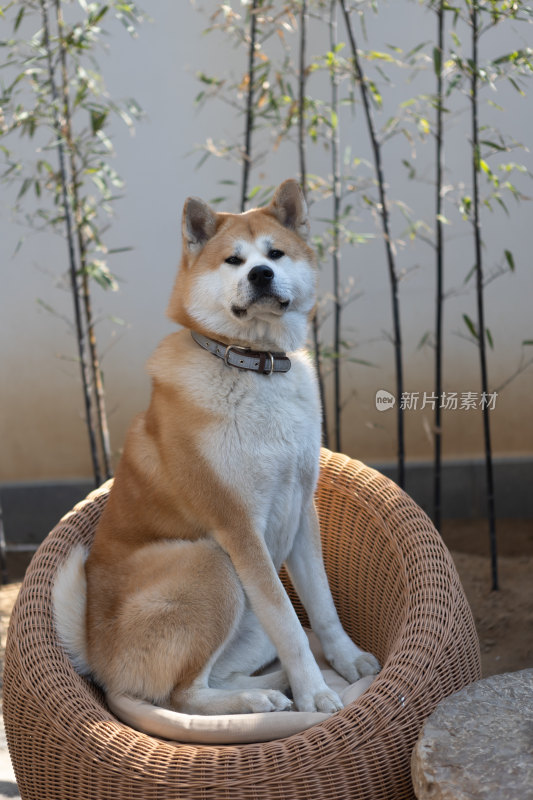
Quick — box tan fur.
[79,180,380,716]
[86,192,314,707]
[85,333,255,701]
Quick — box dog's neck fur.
[185,315,307,354]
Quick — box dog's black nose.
[248,265,274,287]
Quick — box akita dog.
[53,179,380,717]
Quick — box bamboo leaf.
[508,76,525,95]
[480,139,507,152]
[367,80,382,109]
[17,177,32,200]
[107,246,133,255]
[90,108,108,134]
[419,117,430,135]
[464,264,476,285]
[402,159,416,179]
[366,50,395,63]
[459,195,472,218]
[495,196,509,216]
[486,328,494,350]
[36,298,59,316]
[504,249,515,272]
[347,358,376,367]
[14,6,24,32]
[85,260,118,291]
[88,5,109,27]
[522,340,533,346]
[446,74,462,96]
[463,313,479,340]
[417,331,431,350]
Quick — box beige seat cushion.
[106,630,376,744]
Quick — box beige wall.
[1,2,532,482]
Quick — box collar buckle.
[224,344,248,367]
[262,352,274,376]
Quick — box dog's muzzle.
[230,266,290,318]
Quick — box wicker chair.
[4,449,481,800]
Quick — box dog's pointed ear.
[268,179,309,241]
[182,197,217,254]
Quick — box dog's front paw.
[326,639,381,683]
[354,651,381,678]
[293,687,344,714]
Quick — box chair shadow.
[0,779,21,798]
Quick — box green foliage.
[0,0,145,483]
[189,0,532,458]
[1,0,145,281]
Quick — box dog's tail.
[52,544,91,676]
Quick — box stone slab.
[412,669,533,800]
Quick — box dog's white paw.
[326,640,381,683]
[354,652,381,677]
[293,687,344,714]
[239,689,293,713]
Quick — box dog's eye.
[268,249,285,261]
[225,255,244,266]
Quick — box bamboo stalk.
[241,0,259,212]
[470,1,498,590]
[297,0,329,447]
[297,0,308,195]
[55,0,113,481]
[329,0,342,452]
[338,0,405,487]
[434,0,445,531]
[39,0,101,486]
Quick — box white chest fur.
[178,346,321,568]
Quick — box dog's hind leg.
[171,597,292,714]
[171,664,292,715]
[208,605,290,695]
[88,537,249,706]
[171,592,292,714]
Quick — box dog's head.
[167,180,317,352]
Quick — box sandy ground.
[0,518,531,799]
[441,518,533,677]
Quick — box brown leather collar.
[191,330,291,376]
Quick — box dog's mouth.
[231,295,290,319]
